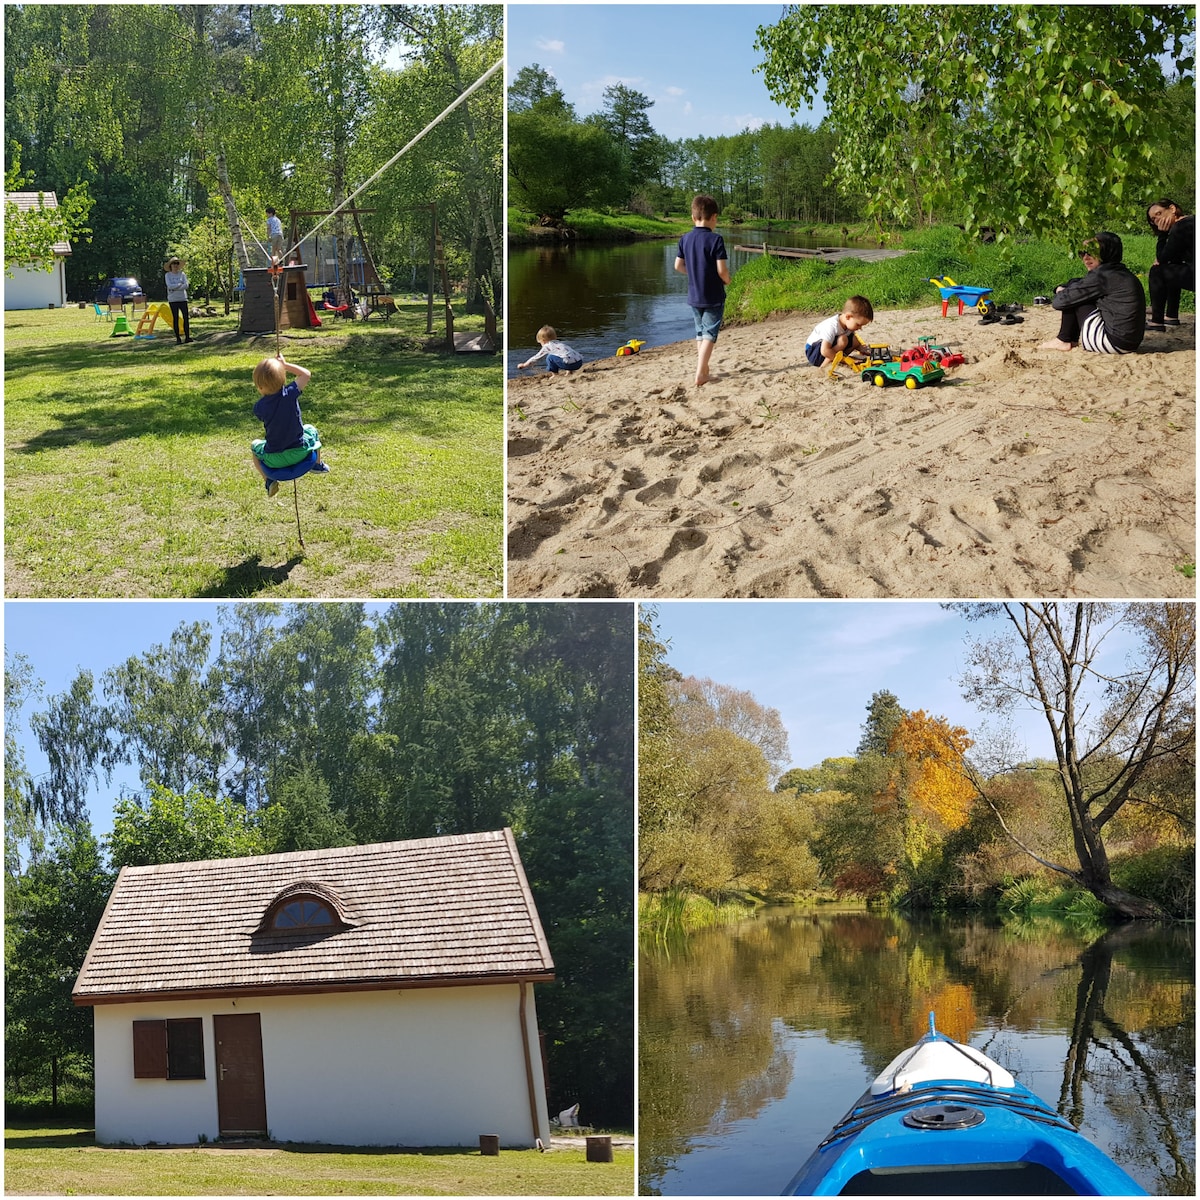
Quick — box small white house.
[4,192,71,309]
[73,829,555,1147]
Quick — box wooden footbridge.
[733,244,909,263]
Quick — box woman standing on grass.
[164,257,192,345]
[1146,198,1194,332]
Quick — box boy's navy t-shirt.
[678,226,728,308]
[254,381,305,453]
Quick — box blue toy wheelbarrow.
[929,276,995,317]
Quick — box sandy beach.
[506,304,1195,599]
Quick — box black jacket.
[1156,214,1195,268]
[1052,261,1145,351]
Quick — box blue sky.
[506,4,825,140]
[650,602,1090,772]
[5,602,246,839]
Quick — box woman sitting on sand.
[1039,232,1145,354]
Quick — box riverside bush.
[1112,844,1195,919]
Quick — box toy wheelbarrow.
[929,276,995,317]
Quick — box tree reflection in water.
[1060,923,1195,1195]
[638,910,1194,1196]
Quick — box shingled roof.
[6,192,72,255]
[74,829,554,1006]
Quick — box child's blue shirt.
[254,381,305,453]
[677,226,728,308]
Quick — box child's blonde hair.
[536,325,556,344]
[253,357,287,395]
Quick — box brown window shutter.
[132,1020,167,1078]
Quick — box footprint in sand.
[635,477,681,505]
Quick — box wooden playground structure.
[281,201,494,353]
[238,263,316,334]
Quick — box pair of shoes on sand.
[980,312,1024,325]
[1145,315,1180,333]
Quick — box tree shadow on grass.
[196,554,305,598]
[8,350,499,454]
[5,1128,95,1150]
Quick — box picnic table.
[365,293,399,320]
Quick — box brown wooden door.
[213,1013,267,1138]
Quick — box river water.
[639,908,1194,1196]
[507,228,859,378]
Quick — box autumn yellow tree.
[887,710,976,834]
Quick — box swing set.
[232,57,502,549]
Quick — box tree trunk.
[1084,877,1167,921]
[215,153,250,269]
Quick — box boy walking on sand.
[675,194,731,386]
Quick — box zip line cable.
[279,56,502,264]
[231,57,501,547]
[228,56,501,353]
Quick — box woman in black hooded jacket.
[1146,198,1194,331]
[1039,232,1145,354]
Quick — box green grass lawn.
[4,1123,635,1196]
[4,302,502,597]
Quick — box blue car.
[95,276,142,304]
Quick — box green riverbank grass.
[639,890,758,937]
[4,304,501,598]
[726,226,1184,323]
[4,1122,634,1196]
[508,207,688,243]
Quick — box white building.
[5,192,71,309]
[74,830,554,1147]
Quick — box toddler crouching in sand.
[805,296,874,367]
[518,326,584,374]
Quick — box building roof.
[6,191,71,255]
[73,830,554,1006]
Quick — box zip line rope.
[279,56,502,264]
[229,55,501,357]
[232,57,501,546]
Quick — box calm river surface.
[639,909,1194,1196]
[507,228,858,377]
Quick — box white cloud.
[581,72,644,98]
[535,37,565,54]
[665,86,685,98]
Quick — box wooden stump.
[586,1135,613,1163]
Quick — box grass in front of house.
[4,303,502,598]
[4,1123,635,1196]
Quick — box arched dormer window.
[272,897,335,930]
[256,880,348,935]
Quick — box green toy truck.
[861,358,945,388]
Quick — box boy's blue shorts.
[804,342,825,367]
[691,305,724,343]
